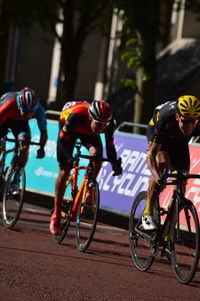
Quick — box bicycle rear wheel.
[2,166,25,228]
[52,200,73,244]
[75,179,99,252]
[171,200,200,284]
[129,191,156,271]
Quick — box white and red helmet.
[89,100,112,123]
[17,87,38,113]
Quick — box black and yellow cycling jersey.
[147,100,200,171]
[148,100,200,145]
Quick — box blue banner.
[97,132,151,215]
[7,119,151,216]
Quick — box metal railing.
[115,121,148,133]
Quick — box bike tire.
[52,200,73,244]
[2,166,25,228]
[171,200,200,284]
[75,179,99,252]
[129,191,156,271]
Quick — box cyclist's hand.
[36,148,45,159]
[112,158,123,176]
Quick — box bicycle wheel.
[129,191,156,271]
[2,165,25,228]
[75,179,99,252]
[171,200,200,284]
[52,200,73,244]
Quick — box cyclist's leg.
[162,141,190,242]
[0,124,8,166]
[9,118,31,167]
[144,129,171,230]
[143,149,169,230]
[80,134,103,178]
[50,134,76,235]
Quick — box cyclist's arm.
[33,103,48,157]
[34,102,47,133]
[105,121,117,162]
[104,121,122,175]
[60,114,84,138]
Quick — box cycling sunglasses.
[180,117,199,125]
[92,119,110,126]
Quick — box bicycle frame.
[70,165,89,219]
[135,172,200,244]
[158,173,200,239]
[0,137,17,181]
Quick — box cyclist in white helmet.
[50,100,122,236]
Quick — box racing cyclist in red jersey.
[0,87,48,178]
[143,95,200,230]
[50,100,122,236]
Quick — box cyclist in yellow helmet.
[143,95,200,230]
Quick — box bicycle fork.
[70,178,87,220]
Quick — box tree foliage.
[1,0,200,125]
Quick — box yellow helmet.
[177,95,200,118]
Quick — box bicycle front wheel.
[2,166,25,228]
[129,191,156,271]
[52,200,73,244]
[171,200,200,284]
[75,179,99,252]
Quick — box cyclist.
[50,100,122,236]
[143,95,200,230]
[0,87,48,190]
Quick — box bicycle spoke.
[52,200,72,244]
[129,191,156,271]
[75,180,99,251]
[171,202,200,284]
[2,167,25,228]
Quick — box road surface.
[0,202,200,301]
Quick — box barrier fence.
[6,118,200,218]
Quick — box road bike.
[52,142,118,252]
[0,135,40,229]
[129,170,200,284]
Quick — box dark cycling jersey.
[148,100,200,144]
[0,92,47,132]
[147,100,200,171]
[58,101,117,163]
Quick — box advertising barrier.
[8,118,200,219]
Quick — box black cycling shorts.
[0,118,31,139]
[57,133,103,167]
[147,126,190,172]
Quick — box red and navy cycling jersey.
[148,100,200,144]
[0,92,47,132]
[60,101,115,143]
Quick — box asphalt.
[24,190,129,230]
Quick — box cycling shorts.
[57,133,103,167]
[147,126,190,172]
[0,118,31,139]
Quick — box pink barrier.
[160,144,200,220]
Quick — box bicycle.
[0,135,40,229]
[52,142,119,252]
[129,170,200,284]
